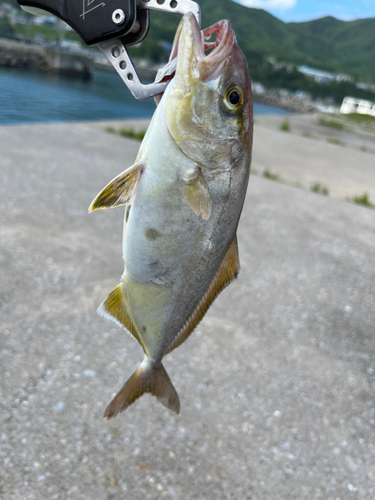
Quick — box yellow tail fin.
[103,363,180,419]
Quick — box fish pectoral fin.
[98,284,146,352]
[166,234,240,355]
[89,161,143,212]
[103,362,180,419]
[183,168,212,221]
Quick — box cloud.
[239,0,297,10]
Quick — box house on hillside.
[297,65,335,84]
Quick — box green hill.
[288,16,375,80]
[130,0,375,83]
[2,0,375,82]
[204,1,375,82]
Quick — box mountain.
[2,0,375,81]
[201,0,375,81]
[288,16,375,80]
[131,0,375,82]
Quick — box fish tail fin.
[103,362,180,420]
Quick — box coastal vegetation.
[105,126,146,141]
[326,137,344,146]
[1,0,375,103]
[119,128,146,141]
[318,117,345,130]
[352,193,374,208]
[263,169,280,181]
[248,65,375,106]
[310,183,329,195]
[2,0,375,80]
[105,126,116,134]
[0,16,12,37]
[126,1,375,103]
[346,113,375,125]
[279,119,290,132]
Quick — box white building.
[340,96,375,117]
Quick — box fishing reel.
[17,0,201,99]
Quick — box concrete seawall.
[0,37,159,81]
[0,120,374,499]
[0,38,93,78]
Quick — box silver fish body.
[90,13,253,418]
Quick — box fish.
[89,12,253,419]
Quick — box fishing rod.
[16,0,201,100]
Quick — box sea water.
[0,66,289,125]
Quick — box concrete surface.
[84,115,375,204]
[252,121,375,202]
[252,113,375,201]
[0,122,375,500]
[254,113,375,153]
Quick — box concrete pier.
[0,120,374,499]
[0,38,93,78]
[0,38,158,81]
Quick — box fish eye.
[222,85,244,114]
[229,90,240,105]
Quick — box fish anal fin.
[98,284,145,352]
[89,161,143,212]
[103,362,180,419]
[166,234,240,355]
[183,168,212,221]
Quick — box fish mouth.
[199,19,235,81]
[154,14,235,103]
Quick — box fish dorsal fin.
[89,161,143,212]
[98,284,146,353]
[183,167,212,221]
[165,234,240,355]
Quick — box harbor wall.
[0,38,93,78]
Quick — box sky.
[234,0,375,22]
